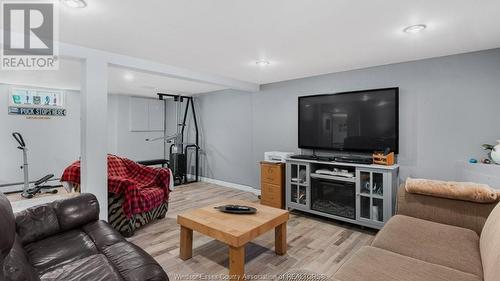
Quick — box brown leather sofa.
[0,193,169,281]
[334,185,500,281]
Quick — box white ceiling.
[0,59,226,96]
[2,0,500,95]
[56,0,500,84]
[107,66,226,96]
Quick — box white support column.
[80,58,108,221]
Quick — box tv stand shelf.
[285,158,399,229]
[287,157,399,170]
[310,173,356,183]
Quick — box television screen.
[298,88,399,153]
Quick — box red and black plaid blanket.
[61,154,171,218]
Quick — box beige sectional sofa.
[334,186,500,281]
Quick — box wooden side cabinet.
[260,161,285,209]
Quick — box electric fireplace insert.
[311,177,355,219]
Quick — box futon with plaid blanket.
[61,154,171,218]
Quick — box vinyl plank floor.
[128,182,376,280]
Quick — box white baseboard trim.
[199,176,261,196]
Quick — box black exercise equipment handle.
[34,174,54,186]
[12,132,26,148]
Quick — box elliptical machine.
[12,132,59,198]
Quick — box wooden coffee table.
[177,200,289,280]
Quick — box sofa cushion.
[405,177,498,203]
[39,254,123,281]
[53,193,100,231]
[396,185,497,235]
[102,241,168,281]
[82,220,125,250]
[334,246,481,281]
[25,230,98,275]
[480,202,500,281]
[15,204,60,245]
[371,215,482,278]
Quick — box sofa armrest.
[396,185,497,235]
[2,235,39,281]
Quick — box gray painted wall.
[196,91,254,186]
[0,85,81,191]
[110,96,187,163]
[0,88,169,192]
[110,95,164,161]
[196,48,500,189]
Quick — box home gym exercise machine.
[12,132,60,198]
[144,93,200,185]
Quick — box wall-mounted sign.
[8,107,66,116]
[8,88,66,116]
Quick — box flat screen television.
[298,88,399,153]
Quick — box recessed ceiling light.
[124,73,135,81]
[63,0,87,8]
[403,24,427,34]
[256,59,270,66]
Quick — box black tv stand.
[290,154,373,164]
[290,154,333,161]
[289,154,319,160]
[333,155,373,165]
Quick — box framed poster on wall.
[8,88,66,116]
